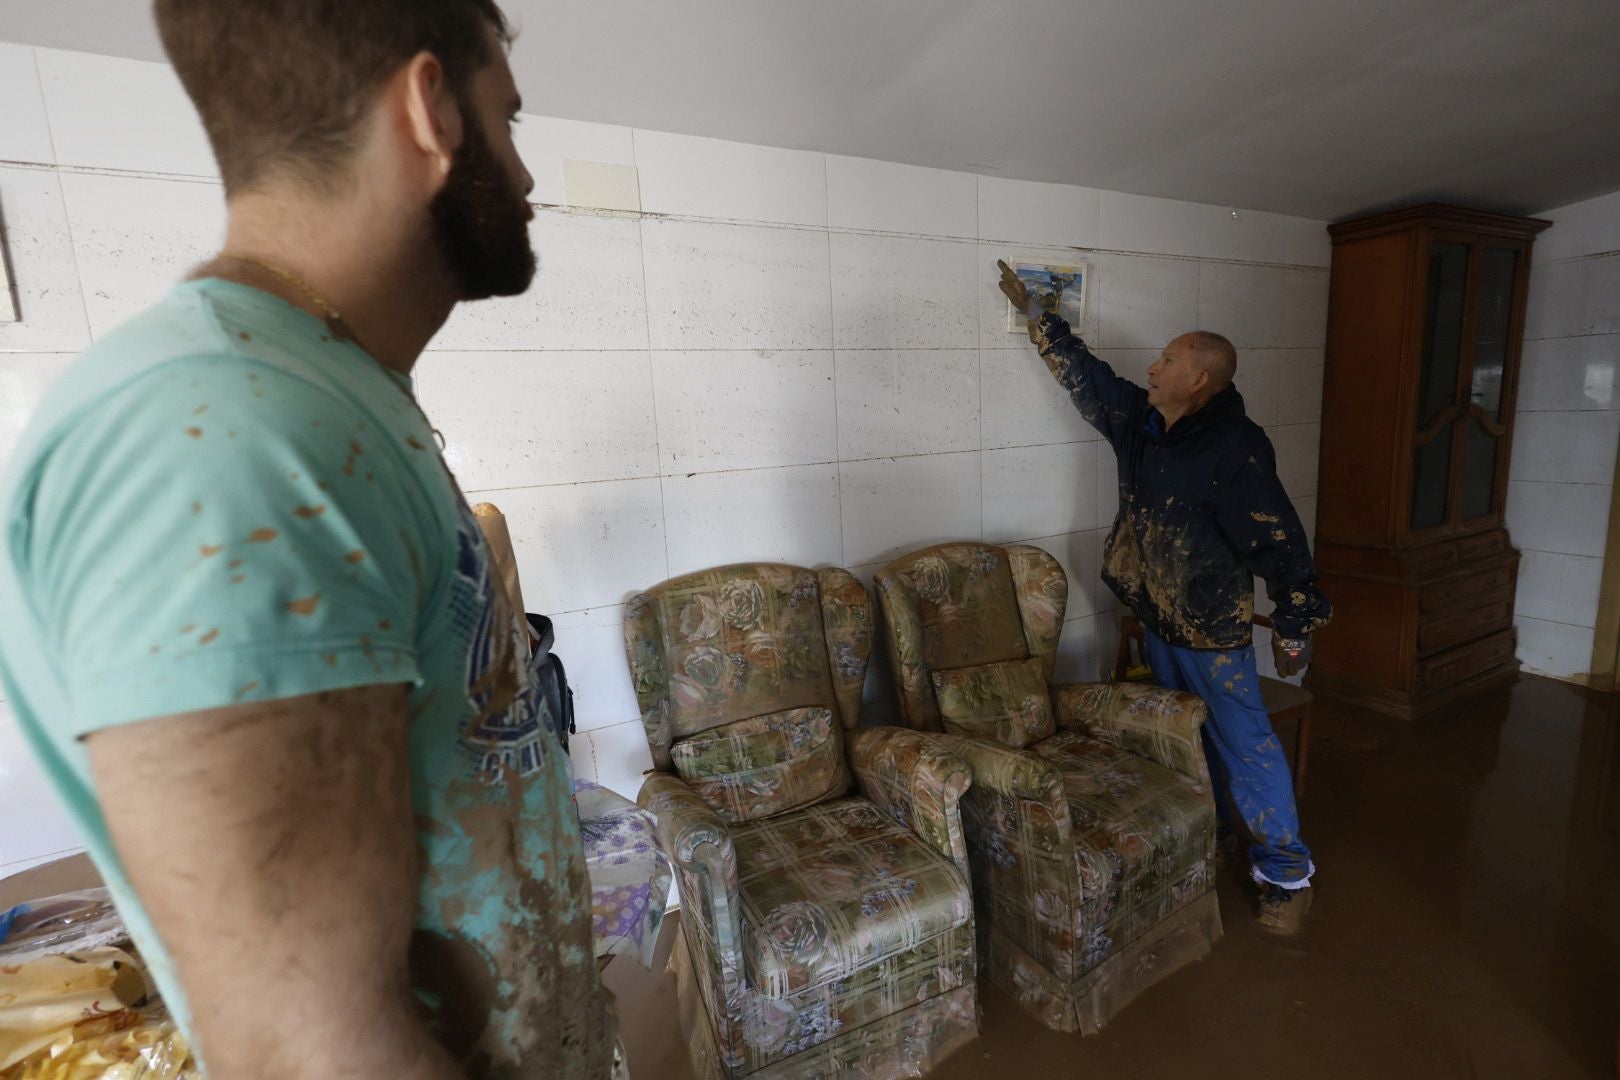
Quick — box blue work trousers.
[1142,628,1314,887]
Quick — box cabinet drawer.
[1457,531,1508,561]
[1418,598,1514,654]
[1419,566,1513,613]
[1413,542,1460,576]
[1417,628,1517,693]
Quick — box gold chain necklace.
[218,252,361,348]
[214,252,446,450]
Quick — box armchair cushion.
[883,546,1029,671]
[931,655,1055,749]
[1051,681,1211,790]
[734,798,973,998]
[670,706,849,824]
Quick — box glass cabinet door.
[1410,241,1469,531]
[1460,246,1520,520]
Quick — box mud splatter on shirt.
[0,279,613,1078]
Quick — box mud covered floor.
[607,674,1620,1078]
[6,674,1614,1077]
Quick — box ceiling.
[6,0,1619,221]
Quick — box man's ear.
[399,51,462,184]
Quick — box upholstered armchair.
[874,542,1221,1034]
[626,563,979,1079]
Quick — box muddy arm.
[848,727,973,878]
[1051,682,1212,793]
[1032,313,1147,450]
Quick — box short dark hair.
[154,0,511,194]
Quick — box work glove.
[1271,633,1313,679]
[996,259,1048,343]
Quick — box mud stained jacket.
[1035,312,1332,649]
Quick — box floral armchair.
[875,542,1222,1034]
[626,563,979,1079]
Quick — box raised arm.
[997,259,1146,448]
[88,686,463,1078]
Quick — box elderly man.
[998,260,1331,935]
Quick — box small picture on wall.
[1006,259,1087,333]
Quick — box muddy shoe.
[1255,882,1312,935]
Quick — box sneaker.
[1255,882,1312,936]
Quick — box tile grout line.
[29,48,61,169]
[630,127,672,586]
[29,50,98,347]
[977,177,986,544]
[0,155,1334,270]
[825,153,848,569]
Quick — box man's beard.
[429,110,536,300]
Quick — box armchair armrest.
[929,735,1079,979]
[637,773,746,1002]
[847,727,972,878]
[933,735,1065,809]
[1051,681,1211,792]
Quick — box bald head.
[1184,331,1238,393]
[1146,330,1240,427]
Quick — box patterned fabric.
[816,568,873,729]
[984,892,1220,1035]
[734,798,971,997]
[873,569,940,732]
[875,542,1220,1032]
[845,727,972,878]
[672,930,979,1080]
[631,563,976,1076]
[671,707,849,824]
[574,779,673,968]
[938,736,1078,978]
[1052,681,1211,790]
[1032,732,1216,973]
[931,656,1055,749]
[624,565,837,761]
[638,775,748,1070]
[877,544,1030,731]
[1007,545,1068,683]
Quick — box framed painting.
[1006,259,1087,333]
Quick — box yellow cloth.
[0,947,194,1077]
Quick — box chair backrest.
[623,563,873,769]
[875,542,1068,731]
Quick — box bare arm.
[87,685,462,1079]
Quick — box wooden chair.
[1114,613,1312,797]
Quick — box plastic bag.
[2,1019,194,1079]
[0,891,127,964]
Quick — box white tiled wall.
[0,44,1333,873]
[1510,188,1620,681]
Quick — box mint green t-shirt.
[0,279,613,1077]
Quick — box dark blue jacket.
[1034,313,1332,649]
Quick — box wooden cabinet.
[1310,204,1548,719]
